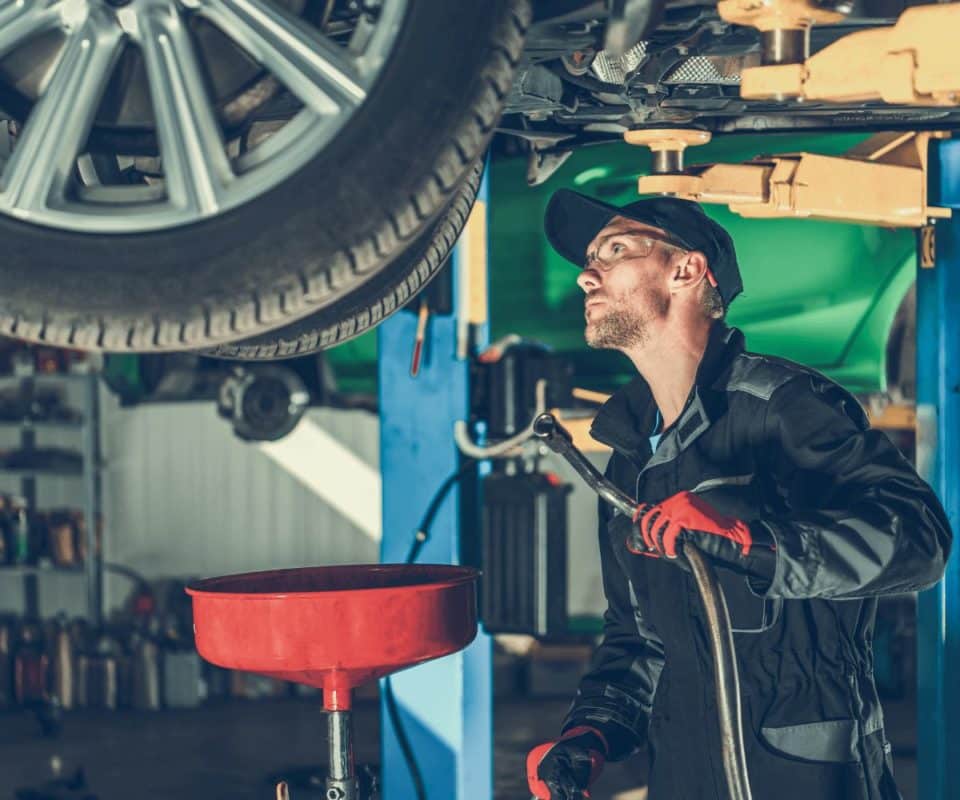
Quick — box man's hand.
[627,491,775,581]
[632,491,752,558]
[526,727,607,799]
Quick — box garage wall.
[540,450,608,619]
[0,388,607,620]
[99,396,381,610]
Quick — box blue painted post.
[916,138,960,800]
[377,182,492,799]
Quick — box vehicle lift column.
[916,137,960,800]
[377,178,493,799]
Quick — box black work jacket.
[564,323,951,800]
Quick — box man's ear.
[670,250,710,293]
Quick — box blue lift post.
[916,137,960,800]
[377,179,493,799]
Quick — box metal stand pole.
[377,166,493,800]
[916,138,960,800]
[326,710,358,800]
[82,372,103,629]
[19,377,38,618]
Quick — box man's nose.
[577,268,600,292]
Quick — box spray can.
[76,634,120,710]
[0,617,14,708]
[14,622,49,705]
[11,496,29,565]
[50,615,75,710]
[131,633,161,711]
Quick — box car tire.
[203,160,482,359]
[0,0,529,352]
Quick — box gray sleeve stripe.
[691,473,755,493]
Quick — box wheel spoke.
[0,7,124,217]
[136,5,234,216]
[0,0,408,233]
[0,0,64,59]
[198,0,367,115]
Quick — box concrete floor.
[1,695,916,800]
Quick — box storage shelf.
[0,372,93,385]
[0,419,83,430]
[0,368,103,625]
[0,468,82,478]
[0,563,85,576]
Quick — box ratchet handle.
[534,413,657,554]
[626,504,659,557]
[533,413,639,520]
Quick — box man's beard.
[585,288,666,350]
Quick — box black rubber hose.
[406,460,478,563]
[382,676,428,800]
[683,544,752,800]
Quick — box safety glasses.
[584,230,690,272]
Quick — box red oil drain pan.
[186,564,479,710]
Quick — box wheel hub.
[0,0,405,233]
[0,0,309,137]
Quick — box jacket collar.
[589,323,745,463]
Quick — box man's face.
[577,216,679,350]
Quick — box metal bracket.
[729,3,960,105]
[604,0,666,56]
[718,0,847,66]
[625,128,712,174]
[631,130,952,228]
[453,379,548,460]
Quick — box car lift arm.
[628,129,951,227]
[718,0,960,106]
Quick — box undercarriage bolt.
[652,150,683,175]
[326,789,345,800]
[623,129,712,175]
[760,28,807,65]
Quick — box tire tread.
[207,159,483,359]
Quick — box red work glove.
[631,491,753,559]
[627,491,778,583]
[527,726,607,799]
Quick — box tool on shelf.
[0,369,104,628]
[410,298,430,378]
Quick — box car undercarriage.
[503,0,960,185]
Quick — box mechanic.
[526,189,953,800]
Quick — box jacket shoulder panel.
[722,352,824,402]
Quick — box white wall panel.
[100,396,380,611]
[541,451,607,618]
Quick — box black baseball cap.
[544,189,743,308]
